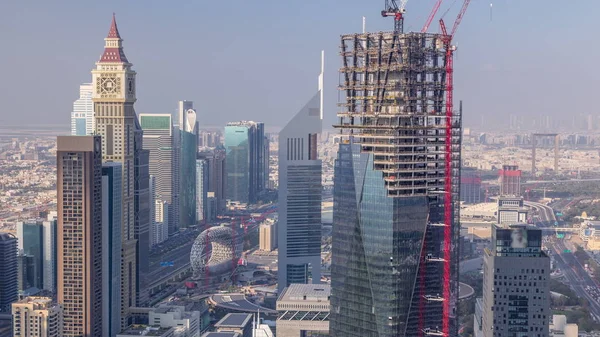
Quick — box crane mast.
[381,0,408,32]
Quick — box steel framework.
[189,226,242,281]
[335,30,462,336]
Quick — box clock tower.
[92,14,137,329]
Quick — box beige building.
[259,219,277,252]
[12,297,63,337]
[91,14,140,327]
[57,136,103,337]
[550,315,578,337]
[276,284,330,337]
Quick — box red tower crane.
[422,0,444,33]
[440,0,471,335]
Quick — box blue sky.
[0,0,597,130]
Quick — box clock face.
[96,75,121,96]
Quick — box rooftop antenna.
[363,16,366,33]
[490,3,493,21]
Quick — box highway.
[524,200,556,224]
[549,238,600,320]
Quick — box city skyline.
[2,1,598,130]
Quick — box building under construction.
[330,27,462,337]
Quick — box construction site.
[329,1,469,336]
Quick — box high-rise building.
[330,31,462,337]
[140,114,175,233]
[71,83,94,136]
[224,121,265,204]
[498,165,521,196]
[196,157,209,223]
[481,224,550,336]
[16,221,43,289]
[0,233,18,313]
[277,52,323,293]
[134,117,151,307]
[208,146,226,213]
[12,297,63,337]
[461,167,482,204]
[178,102,198,227]
[15,219,58,293]
[102,163,123,337]
[259,220,277,252]
[56,135,103,336]
[92,15,139,325]
[153,201,169,245]
[497,196,529,225]
[17,253,36,292]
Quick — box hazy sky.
[0,0,597,130]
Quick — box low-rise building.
[117,325,175,337]
[550,315,578,337]
[12,296,63,337]
[201,332,240,337]
[149,305,201,337]
[276,284,330,337]
[214,313,252,337]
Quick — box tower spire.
[107,13,121,39]
[99,13,129,63]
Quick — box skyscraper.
[134,118,151,307]
[498,164,521,197]
[178,102,198,227]
[71,83,94,136]
[102,163,123,337]
[277,51,323,293]
[153,201,169,245]
[0,233,18,313]
[330,31,461,337]
[196,157,209,223]
[15,218,57,292]
[56,135,103,336]
[16,221,44,289]
[92,15,139,325]
[481,224,550,336]
[140,114,175,234]
[208,146,226,213]
[12,297,63,337]
[224,121,265,204]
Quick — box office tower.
[263,135,270,190]
[12,297,63,337]
[276,284,330,337]
[15,218,56,292]
[102,163,123,337]
[0,233,18,312]
[206,193,217,222]
[71,83,94,136]
[56,136,103,336]
[140,114,175,234]
[178,102,198,227]
[17,253,36,291]
[224,121,265,204]
[92,15,138,325]
[330,31,462,337]
[259,219,277,252]
[461,167,482,204]
[498,164,521,196]
[42,218,57,293]
[153,201,169,245]
[149,175,156,245]
[481,224,549,336]
[208,146,226,213]
[196,157,209,222]
[16,221,43,289]
[497,196,528,225]
[134,117,151,306]
[277,52,323,293]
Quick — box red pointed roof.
[99,14,129,63]
[107,13,121,39]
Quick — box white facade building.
[153,200,169,245]
[149,305,201,337]
[71,83,94,136]
[12,297,63,337]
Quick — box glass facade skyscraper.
[330,32,461,337]
[196,158,209,222]
[16,219,57,293]
[178,101,198,228]
[224,121,265,204]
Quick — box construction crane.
[439,0,471,336]
[381,0,408,32]
[422,0,444,33]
